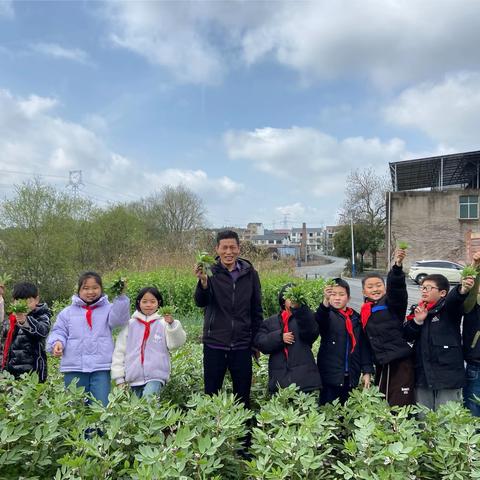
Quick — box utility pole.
[300,222,307,264]
[67,170,83,200]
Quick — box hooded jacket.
[194,257,263,349]
[254,304,321,393]
[404,285,467,389]
[1,303,51,382]
[47,294,130,373]
[111,311,186,386]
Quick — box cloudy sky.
[1,0,480,228]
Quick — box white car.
[408,260,464,284]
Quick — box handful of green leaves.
[9,299,29,314]
[159,305,176,316]
[196,252,216,277]
[397,241,410,250]
[106,277,127,297]
[461,265,478,278]
[283,278,332,310]
[283,284,309,306]
[0,273,12,286]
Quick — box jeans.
[415,386,462,411]
[464,363,480,417]
[203,345,252,408]
[131,380,163,398]
[64,370,111,407]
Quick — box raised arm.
[387,248,408,321]
[107,294,131,328]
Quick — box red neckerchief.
[81,305,98,329]
[337,307,356,353]
[2,314,17,369]
[136,317,159,364]
[281,309,292,358]
[360,301,374,329]
[406,300,437,321]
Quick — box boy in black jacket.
[360,248,415,406]
[463,252,480,416]
[1,282,52,382]
[194,230,263,408]
[316,278,373,405]
[254,284,321,395]
[405,273,473,411]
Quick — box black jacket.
[463,274,480,364]
[316,304,374,387]
[404,286,467,389]
[194,258,263,349]
[364,265,414,365]
[254,305,321,393]
[0,303,52,382]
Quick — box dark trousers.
[319,377,353,405]
[203,344,252,408]
[376,355,415,407]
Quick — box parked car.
[408,260,464,284]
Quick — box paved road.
[295,257,421,311]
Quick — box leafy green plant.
[0,272,12,285]
[461,265,478,278]
[9,299,29,314]
[106,276,127,297]
[397,241,410,250]
[196,252,216,277]
[159,305,176,316]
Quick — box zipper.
[230,282,236,347]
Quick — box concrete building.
[291,227,324,251]
[388,150,480,268]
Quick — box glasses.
[419,285,439,292]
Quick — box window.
[459,195,478,219]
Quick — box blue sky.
[1,0,480,228]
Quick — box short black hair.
[332,277,350,297]
[77,271,103,293]
[135,286,164,313]
[361,273,385,288]
[422,274,450,292]
[216,229,240,246]
[12,282,38,300]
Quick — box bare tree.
[338,168,390,267]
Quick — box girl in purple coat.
[111,287,186,397]
[47,271,130,406]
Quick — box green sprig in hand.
[159,305,176,316]
[9,299,29,314]
[196,252,216,278]
[397,241,410,250]
[106,276,128,298]
[461,265,478,278]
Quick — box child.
[47,271,130,406]
[404,273,473,411]
[111,287,186,397]
[360,248,415,406]
[254,284,321,395]
[1,282,52,382]
[463,252,480,417]
[316,278,373,405]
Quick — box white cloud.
[32,42,90,64]
[384,72,480,149]
[224,126,406,196]
[0,88,243,206]
[101,0,480,87]
[0,0,13,19]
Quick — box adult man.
[194,230,263,408]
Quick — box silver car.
[408,260,464,284]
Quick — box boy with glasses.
[404,273,474,411]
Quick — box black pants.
[319,377,353,405]
[376,355,415,407]
[203,344,252,408]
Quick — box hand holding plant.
[461,265,478,278]
[106,277,128,298]
[9,299,29,314]
[195,252,215,278]
[160,305,176,324]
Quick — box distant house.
[251,230,290,246]
[242,222,264,241]
[290,227,324,251]
[388,150,480,268]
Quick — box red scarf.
[406,300,437,321]
[82,305,98,329]
[2,314,17,369]
[360,301,374,329]
[281,310,291,358]
[136,318,158,364]
[338,307,356,353]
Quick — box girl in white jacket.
[111,287,186,397]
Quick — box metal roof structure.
[389,150,480,191]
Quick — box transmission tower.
[67,170,83,200]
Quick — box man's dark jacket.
[194,258,263,349]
